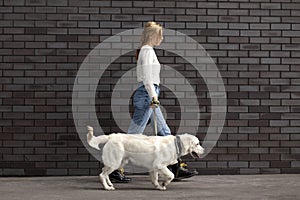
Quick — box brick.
[228,134,248,140]
[291,161,300,167]
[239,141,259,147]
[283,45,300,51]
[165,22,185,29]
[68,155,89,161]
[218,155,238,161]
[112,14,132,21]
[47,28,68,34]
[261,168,281,174]
[282,17,300,23]
[177,15,197,22]
[241,30,261,37]
[78,8,98,14]
[208,9,227,16]
[4,13,24,20]
[271,161,291,168]
[4,0,24,6]
[197,16,218,22]
[111,1,132,7]
[229,161,248,168]
[250,24,270,30]
[200,29,218,36]
[229,9,248,16]
[68,169,89,175]
[240,169,260,175]
[272,24,291,30]
[271,10,290,16]
[133,1,153,7]
[47,169,67,176]
[57,162,77,168]
[282,3,300,10]
[48,0,67,6]
[197,2,217,8]
[207,162,227,168]
[219,30,239,37]
[3,169,24,176]
[219,16,239,22]
[99,21,120,28]
[25,141,45,147]
[56,148,77,154]
[133,15,154,21]
[57,21,77,28]
[78,21,98,28]
[229,23,249,30]
[250,162,270,168]
[218,141,238,147]
[143,8,164,14]
[78,162,99,169]
[239,154,259,161]
[26,0,46,6]
[261,3,281,9]
[240,16,260,23]
[249,148,269,154]
[186,8,206,15]
[35,148,55,154]
[90,0,110,7]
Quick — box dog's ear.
[191,135,200,146]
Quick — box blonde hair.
[140,21,163,46]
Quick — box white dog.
[87,126,205,191]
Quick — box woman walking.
[127,21,196,180]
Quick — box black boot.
[168,160,197,181]
[179,160,199,176]
[109,170,132,183]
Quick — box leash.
[151,96,160,136]
[153,105,158,136]
[151,98,182,157]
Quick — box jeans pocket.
[133,87,150,109]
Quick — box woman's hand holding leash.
[150,97,160,108]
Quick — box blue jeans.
[127,84,171,136]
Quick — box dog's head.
[181,134,205,158]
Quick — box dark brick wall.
[1,0,300,176]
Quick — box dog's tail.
[87,126,109,150]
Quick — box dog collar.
[175,136,183,158]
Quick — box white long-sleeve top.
[136,45,161,97]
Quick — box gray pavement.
[0,174,299,200]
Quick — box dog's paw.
[155,185,166,191]
[104,186,115,191]
[110,186,115,191]
[160,186,166,191]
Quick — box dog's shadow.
[68,176,190,191]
